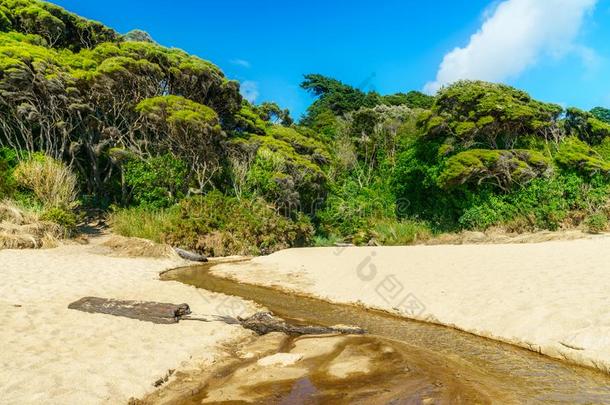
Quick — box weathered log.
[68,298,365,336]
[68,297,191,324]
[237,312,366,336]
[173,247,208,262]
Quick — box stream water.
[162,263,610,404]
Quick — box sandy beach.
[213,236,610,374]
[0,239,258,405]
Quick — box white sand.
[0,242,257,405]
[213,237,610,373]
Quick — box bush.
[555,137,610,175]
[110,191,314,256]
[457,174,610,232]
[370,219,432,245]
[123,154,188,208]
[584,213,608,234]
[437,149,551,191]
[0,200,69,249]
[14,154,78,209]
[40,207,78,236]
[312,234,344,247]
[317,172,396,240]
[109,206,179,243]
[0,148,17,198]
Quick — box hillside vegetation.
[1,0,610,254]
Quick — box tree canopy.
[3,0,610,253]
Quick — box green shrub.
[317,173,396,240]
[555,137,610,175]
[370,219,432,245]
[423,80,562,148]
[233,125,329,212]
[40,207,78,236]
[457,174,610,232]
[312,234,344,247]
[109,206,179,243]
[165,192,313,256]
[437,149,551,190]
[123,154,188,208]
[0,148,17,198]
[583,213,608,234]
[111,191,314,256]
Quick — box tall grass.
[108,206,178,243]
[370,219,432,246]
[0,200,65,249]
[110,192,314,256]
[14,155,78,208]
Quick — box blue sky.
[51,0,610,119]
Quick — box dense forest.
[2,0,610,255]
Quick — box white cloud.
[424,0,598,94]
[240,81,259,103]
[230,58,251,68]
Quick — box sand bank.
[0,240,258,404]
[213,237,610,373]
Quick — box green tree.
[300,73,381,128]
[381,90,435,109]
[590,107,610,124]
[566,107,610,144]
[123,29,155,43]
[135,95,225,193]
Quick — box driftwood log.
[173,247,208,262]
[68,297,191,324]
[237,312,366,336]
[68,298,365,335]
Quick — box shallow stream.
[162,263,610,404]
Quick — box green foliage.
[136,95,219,123]
[123,29,155,43]
[40,206,77,235]
[112,192,314,256]
[256,101,293,126]
[583,212,608,234]
[268,126,330,164]
[231,124,330,212]
[424,80,563,148]
[317,171,396,242]
[566,107,610,145]
[109,206,177,243]
[370,219,432,245]
[590,107,610,124]
[243,146,292,207]
[391,81,610,234]
[458,174,610,231]
[438,149,551,191]
[0,147,17,197]
[232,102,269,135]
[0,0,117,50]
[0,23,242,201]
[311,233,343,247]
[135,95,224,192]
[300,73,381,128]
[381,91,435,109]
[123,155,187,208]
[555,137,610,175]
[0,9,11,31]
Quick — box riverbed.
[160,263,610,404]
